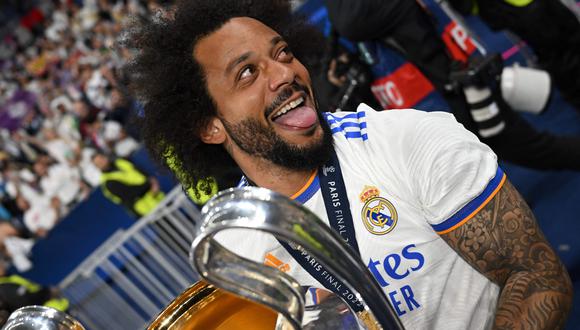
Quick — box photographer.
[324,0,580,171]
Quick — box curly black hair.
[123,0,325,194]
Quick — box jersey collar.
[290,170,320,204]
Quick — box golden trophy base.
[148,281,278,330]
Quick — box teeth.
[273,96,304,118]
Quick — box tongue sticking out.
[273,106,318,128]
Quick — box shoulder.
[327,104,480,165]
[325,104,462,143]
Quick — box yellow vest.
[100,159,164,216]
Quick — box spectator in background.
[0,222,34,272]
[18,125,81,167]
[0,194,31,239]
[48,95,80,144]
[31,157,86,210]
[0,184,35,272]
[92,152,164,218]
[106,88,138,135]
[72,100,100,145]
[16,178,62,239]
[100,120,139,158]
[0,0,163,271]
[0,130,42,168]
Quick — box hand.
[327,53,350,87]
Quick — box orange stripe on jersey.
[290,170,317,200]
[438,174,506,235]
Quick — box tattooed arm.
[440,179,573,330]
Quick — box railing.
[58,186,200,330]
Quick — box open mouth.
[271,95,305,121]
[270,94,317,129]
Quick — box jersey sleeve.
[403,110,505,234]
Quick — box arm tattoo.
[441,179,573,330]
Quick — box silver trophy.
[190,187,405,330]
[2,306,85,330]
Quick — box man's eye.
[239,66,254,80]
[278,46,293,60]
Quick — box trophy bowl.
[148,281,279,330]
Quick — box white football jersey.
[217,104,504,329]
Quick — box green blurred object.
[44,297,70,312]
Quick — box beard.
[222,110,334,171]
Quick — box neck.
[234,154,316,198]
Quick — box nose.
[267,59,295,91]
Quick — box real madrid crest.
[360,186,398,235]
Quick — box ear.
[200,117,226,144]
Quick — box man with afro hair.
[124,1,572,328]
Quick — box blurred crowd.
[0,0,168,272]
[1,0,579,275]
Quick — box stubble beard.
[222,111,334,171]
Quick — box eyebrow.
[224,36,285,77]
[270,35,283,47]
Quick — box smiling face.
[194,17,332,171]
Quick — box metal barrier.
[58,187,201,330]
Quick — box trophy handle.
[192,237,305,330]
[190,187,405,330]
